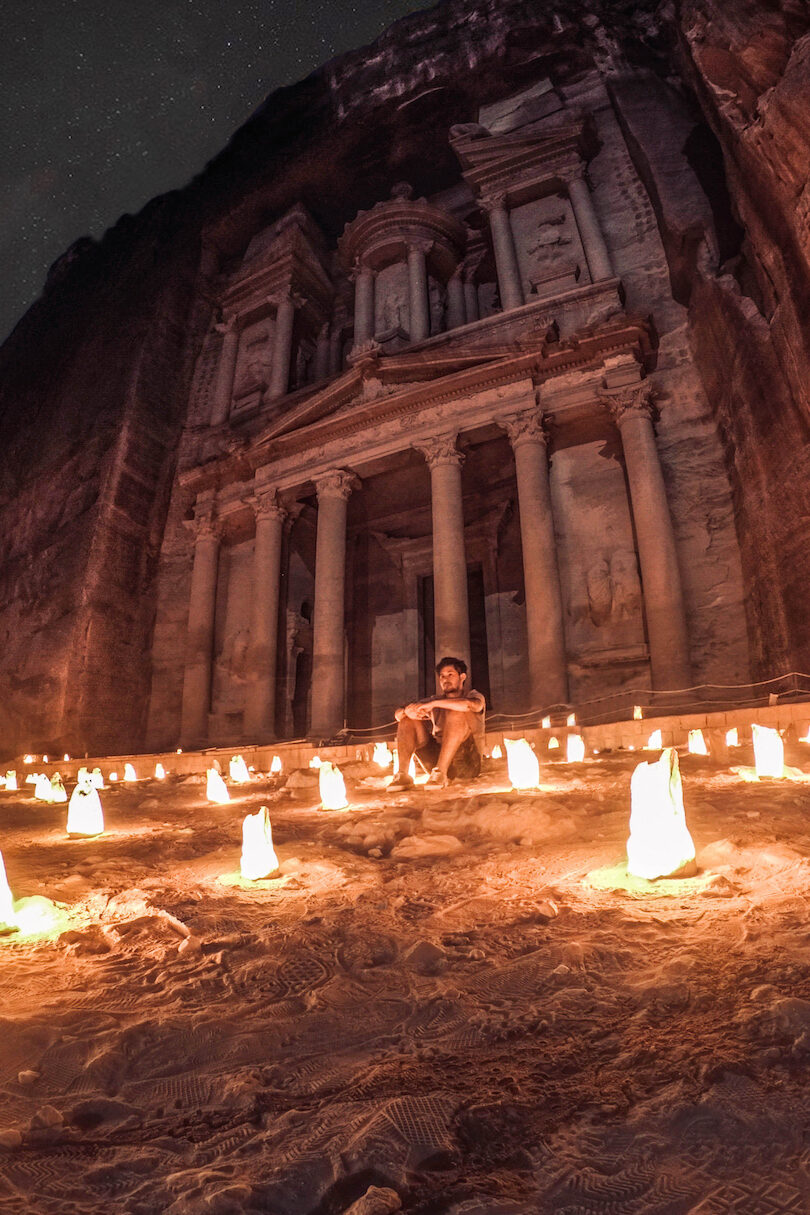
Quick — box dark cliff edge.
[0,0,807,754]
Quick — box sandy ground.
[2,746,810,1215]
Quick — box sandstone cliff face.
[0,0,807,754]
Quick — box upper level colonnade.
[202,116,617,429]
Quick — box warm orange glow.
[240,806,279,880]
[270,755,282,774]
[504,737,540,790]
[491,744,502,759]
[206,768,230,804]
[627,747,696,880]
[50,774,67,803]
[646,729,663,750]
[566,735,585,763]
[91,768,104,788]
[23,755,33,765]
[726,727,739,747]
[633,705,643,720]
[373,741,393,768]
[541,716,551,729]
[0,851,15,927]
[123,763,137,782]
[42,755,49,764]
[63,753,70,762]
[752,724,784,779]
[4,771,16,792]
[687,729,708,756]
[309,755,323,770]
[66,776,104,837]
[155,763,166,780]
[229,755,251,784]
[566,713,576,727]
[319,761,348,810]
[548,736,559,750]
[109,771,119,782]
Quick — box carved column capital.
[480,192,508,215]
[187,505,220,544]
[415,434,465,470]
[268,290,306,312]
[314,469,361,502]
[407,238,434,257]
[350,259,375,282]
[214,314,240,335]
[248,490,287,525]
[500,410,548,449]
[599,384,656,426]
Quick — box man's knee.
[442,711,475,740]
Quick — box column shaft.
[568,175,613,281]
[617,404,691,689]
[244,501,285,738]
[329,328,344,376]
[180,524,219,746]
[419,439,471,671]
[211,326,239,426]
[353,268,375,346]
[486,200,524,310]
[311,472,357,737]
[268,296,296,400]
[447,273,466,329]
[408,245,430,342]
[463,277,479,323]
[509,426,569,706]
[314,325,331,381]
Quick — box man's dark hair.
[435,655,467,676]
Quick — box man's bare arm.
[427,694,484,713]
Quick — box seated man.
[391,656,485,789]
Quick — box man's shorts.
[415,733,481,780]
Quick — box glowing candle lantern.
[491,744,502,759]
[566,713,576,727]
[5,771,17,791]
[229,755,251,784]
[50,774,68,803]
[155,762,166,780]
[373,741,393,768]
[270,755,282,774]
[627,747,696,880]
[109,772,118,782]
[91,768,104,788]
[123,763,137,782]
[752,724,784,779]
[24,755,34,765]
[206,768,230,804]
[0,851,15,928]
[309,755,323,770]
[646,729,663,750]
[319,761,348,810]
[66,772,104,837]
[34,774,54,802]
[541,716,551,729]
[176,748,182,754]
[240,806,279,880]
[688,729,708,756]
[42,755,48,764]
[566,734,585,763]
[63,753,70,762]
[633,705,643,720]
[726,727,739,747]
[25,774,36,785]
[548,736,559,750]
[504,737,540,790]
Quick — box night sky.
[2,1,434,344]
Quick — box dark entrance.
[418,565,492,706]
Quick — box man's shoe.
[425,768,449,788]
[388,771,414,790]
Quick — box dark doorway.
[418,566,492,706]
[291,649,312,738]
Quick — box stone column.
[329,327,344,376]
[416,435,471,671]
[567,171,613,282]
[211,319,240,426]
[603,386,691,689]
[503,410,569,707]
[314,323,331,381]
[311,470,360,738]
[180,499,220,747]
[352,263,375,347]
[482,195,524,311]
[463,272,479,323]
[243,491,287,739]
[447,270,466,329]
[407,240,431,342]
[267,293,298,400]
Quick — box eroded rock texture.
[0,0,807,755]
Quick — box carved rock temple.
[1,0,808,755]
